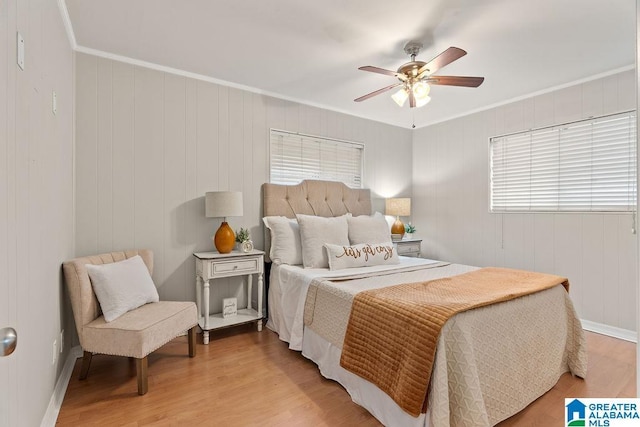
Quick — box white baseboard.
[581,319,637,343]
[40,345,82,427]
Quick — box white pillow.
[262,216,303,265]
[296,214,350,268]
[324,242,400,270]
[347,211,391,245]
[86,255,159,322]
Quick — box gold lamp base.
[391,217,405,239]
[214,221,236,254]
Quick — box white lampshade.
[385,198,411,217]
[413,82,431,108]
[391,88,409,107]
[412,81,431,99]
[205,191,243,218]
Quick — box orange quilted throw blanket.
[339,267,570,417]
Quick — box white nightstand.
[395,237,422,257]
[193,250,264,345]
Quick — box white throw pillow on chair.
[86,255,160,322]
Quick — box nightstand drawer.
[211,258,259,276]
[397,242,420,254]
[396,240,422,257]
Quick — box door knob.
[1,327,17,357]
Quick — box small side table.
[193,250,264,345]
[395,237,422,257]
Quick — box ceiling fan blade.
[354,83,403,102]
[358,66,400,77]
[426,76,485,87]
[409,90,416,108]
[417,47,467,78]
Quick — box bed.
[262,180,587,427]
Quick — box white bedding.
[266,256,442,350]
[267,257,446,427]
[266,257,587,427]
[303,327,429,427]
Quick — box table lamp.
[385,197,411,240]
[205,191,243,253]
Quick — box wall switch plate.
[52,91,57,115]
[52,340,57,364]
[59,330,64,353]
[16,32,24,70]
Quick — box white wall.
[74,53,412,314]
[0,0,75,426]
[413,69,637,332]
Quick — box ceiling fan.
[354,42,484,108]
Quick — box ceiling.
[64,0,635,129]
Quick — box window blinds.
[269,129,364,188]
[490,111,637,212]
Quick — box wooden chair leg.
[136,356,148,395]
[188,327,196,357]
[79,351,92,380]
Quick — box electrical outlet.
[52,91,57,115]
[59,330,64,353]
[52,340,57,365]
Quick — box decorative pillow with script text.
[324,242,399,270]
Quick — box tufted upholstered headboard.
[263,180,371,218]
[262,180,372,261]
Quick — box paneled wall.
[413,69,637,332]
[0,1,75,426]
[74,53,413,311]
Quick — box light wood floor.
[57,326,635,426]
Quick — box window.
[490,111,637,212]
[269,129,364,188]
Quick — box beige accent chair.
[63,249,197,395]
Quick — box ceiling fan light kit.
[355,42,484,109]
[392,80,432,107]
